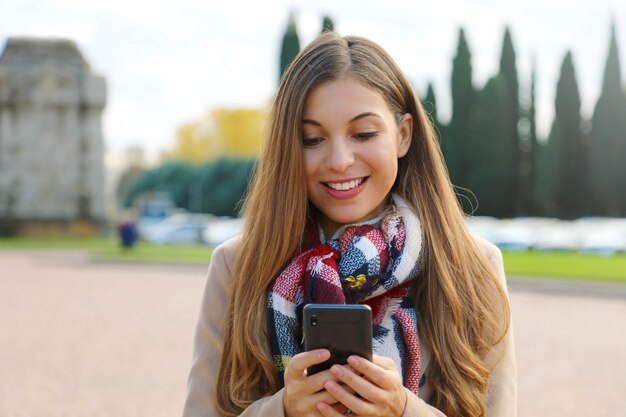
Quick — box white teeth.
[327,178,364,191]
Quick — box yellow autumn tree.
[162,107,267,163]
[161,121,213,163]
[211,108,266,157]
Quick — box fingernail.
[348,356,359,366]
[325,380,338,392]
[331,365,343,377]
[319,350,330,359]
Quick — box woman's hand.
[284,349,348,417]
[316,354,407,417]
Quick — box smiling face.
[301,75,413,238]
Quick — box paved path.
[1,251,624,417]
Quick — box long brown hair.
[217,32,510,417]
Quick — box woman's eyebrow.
[302,112,382,126]
[349,112,382,123]
[302,118,321,126]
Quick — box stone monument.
[0,38,106,235]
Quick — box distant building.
[0,38,106,236]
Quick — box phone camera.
[311,315,318,326]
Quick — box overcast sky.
[1,0,625,157]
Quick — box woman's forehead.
[302,76,393,122]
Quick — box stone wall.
[0,38,106,234]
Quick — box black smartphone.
[303,303,373,375]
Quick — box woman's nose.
[326,138,355,172]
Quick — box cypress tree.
[321,16,335,33]
[547,52,587,218]
[498,27,522,215]
[527,63,547,215]
[445,28,475,191]
[422,82,443,136]
[520,62,539,215]
[467,76,516,217]
[528,63,539,200]
[279,12,301,82]
[590,22,626,216]
[500,29,520,118]
[529,60,565,218]
[532,141,562,217]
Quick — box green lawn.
[1,237,625,282]
[503,250,626,283]
[0,237,213,264]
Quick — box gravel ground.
[1,250,624,417]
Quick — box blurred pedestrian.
[118,211,137,249]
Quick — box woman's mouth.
[324,177,368,190]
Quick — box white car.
[533,220,581,251]
[578,218,626,255]
[147,223,208,245]
[141,213,212,245]
[203,217,244,246]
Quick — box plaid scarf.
[268,196,423,394]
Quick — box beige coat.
[183,235,517,417]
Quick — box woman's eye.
[303,137,322,147]
[354,131,378,140]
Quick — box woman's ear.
[397,113,413,158]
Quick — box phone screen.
[303,304,372,375]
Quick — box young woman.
[183,32,516,417]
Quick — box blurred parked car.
[141,213,212,245]
[203,217,244,246]
[578,218,626,255]
[489,218,544,251]
[533,220,581,251]
[147,223,207,245]
[465,216,501,243]
[134,193,177,238]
